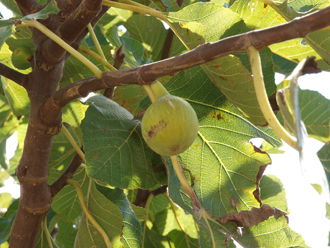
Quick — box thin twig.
[0,63,27,88]
[104,45,125,99]
[50,153,83,196]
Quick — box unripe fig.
[11,46,33,70]
[141,94,198,156]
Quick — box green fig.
[11,46,33,70]
[141,94,199,156]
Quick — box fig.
[141,94,198,156]
[11,46,33,70]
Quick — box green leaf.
[130,204,147,222]
[317,143,330,192]
[298,89,330,142]
[81,94,167,189]
[51,167,90,222]
[0,23,13,51]
[1,76,30,116]
[21,0,59,21]
[124,15,167,62]
[260,141,285,154]
[0,0,20,16]
[96,185,143,248]
[113,84,148,115]
[166,2,276,125]
[167,230,199,248]
[60,44,113,89]
[237,216,309,247]
[143,226,173,248]
[74,182,123,248]
[16,115,28,151]
[35,222,60,248]
[149,194,170,220]
[99,7,133,29]
[0,216,14,244]
[198,219,235,248]
[48,126,76,171]
[231,0,330,71]
[0,193,12,211]
[0,198,18,244]
[55,219,77,248]
[5,26,34,53]
[259,175,288,212]
[62,100,89,129]
[152,205,198,239]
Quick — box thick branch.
[45,0,103,60]
[15,0,42,15]
[0,63,27,87]
[41,6,330,124]
[50,153,83,196]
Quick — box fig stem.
[170,156,202,210]
[61,124,86,163]
[42,217,54,248]
[142,193,154,248]
[102,0,189,50]
[78,45,157,102]
[247,46,298,150]
[164,193,191,248]
[143,85,156,103]
[67,179,112,248]
[87,24,106,61]
[78,46,116,71]
[18,21,103,79]
[150,81,169,100]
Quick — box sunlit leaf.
[1,76,29,116]
[96,185,143,248]
[51,167,89,222]
[74,182,123,248]
[259,175,288,212]
[124,15,167,62]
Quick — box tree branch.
[0,63,27,88]
[161,0,183,60]
[41,6,330,125]
[50,153,83,196]
[134,186,168,208]
[15,0,42,15]
[44,0,103,61]
[104,45,125,99]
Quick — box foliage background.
[1,1,330,248]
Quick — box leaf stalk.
[67,179,112,248]
[247,46,298,149]
[61,124,86,163]
[18,20,102,78]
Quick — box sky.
[1,3,330,248]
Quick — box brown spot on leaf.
[219,204,287,228]
[230,197,236,210]
[253,164,268,205]
[252,144,266,154]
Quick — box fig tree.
[141,93,198,156]
[11,46,33,70]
